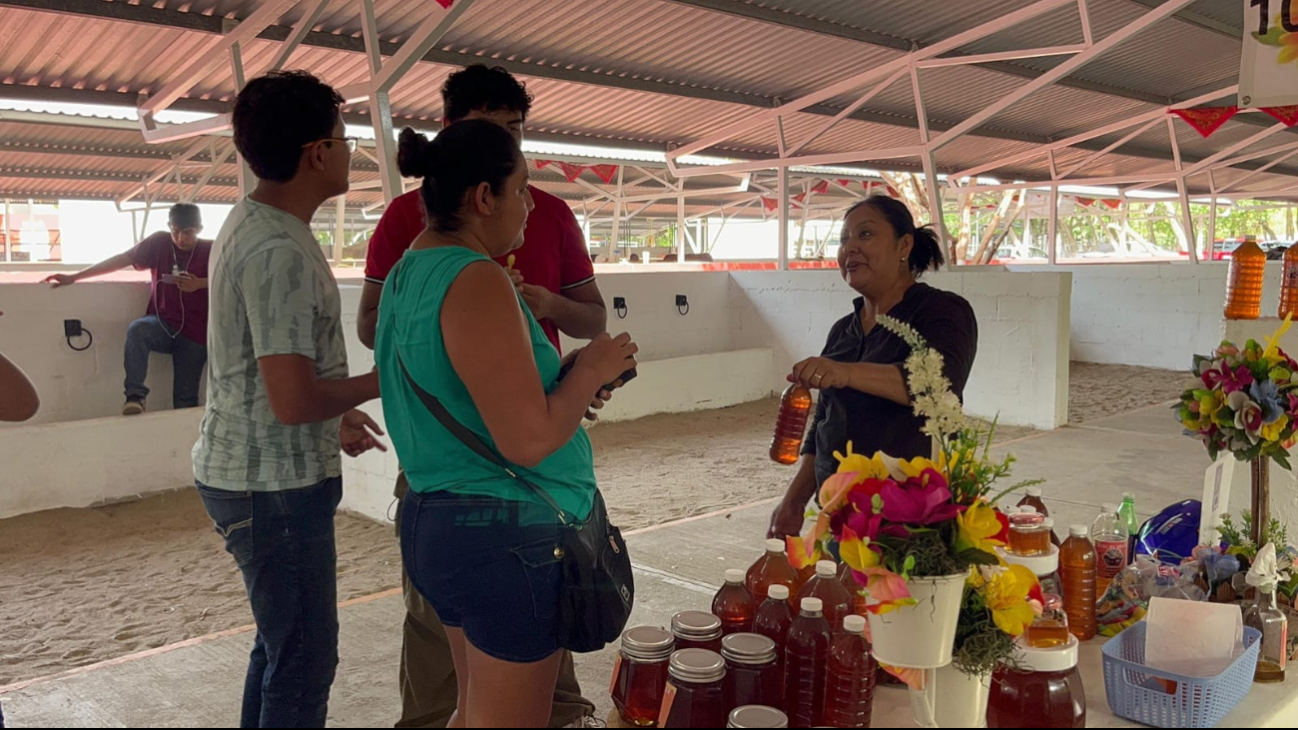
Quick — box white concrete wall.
[1012,261,1282,372]
[0,281,186,426]
[728,269,1072,430]
[0,409,201,520]
[1,267,1071,519]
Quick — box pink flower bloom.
[1218,365,1255,394]
[879,469,963,526]
[854,567,917,614]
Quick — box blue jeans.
[124,315,207,407]
[198,478,342,729]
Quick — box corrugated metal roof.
[0,0,1295,206]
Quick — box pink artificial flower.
[1219,365,1255,394]
[879,469,963,526]
[854,567,917,614]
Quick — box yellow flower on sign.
[1281,32,1298,65]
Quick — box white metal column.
[360,0,399,204]
[777,166,789,270]
[333,195,346,265]
[1047,187,1059,264]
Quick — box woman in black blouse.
[768,195,978,538]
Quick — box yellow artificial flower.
[956,500,1008,555]
[892,454,943,480]
[832,441,890,479]
[984,564,1040,636]
[1261,415,1289,443]
[838,527,881,572]
[1198,391,1223,419]
[1262,315,1293,364]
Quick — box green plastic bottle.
[1118,493,1140,564]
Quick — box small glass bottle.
[1243,586,1288,683]
[1024,594,1070,649]
[611,626,675,727]
[727,705,789,728]
[671,611,723,653]
[721,633,782,710]
[714,569,757,635]
[769,384,812,465]
[1009,507,1050,557]
[659,649,728,728]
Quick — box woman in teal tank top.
[375,121,637,728]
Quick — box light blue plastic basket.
[1101,622,1261,728]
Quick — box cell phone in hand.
[556,359,637,393]
[160,274,177,285]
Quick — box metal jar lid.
[720,633,777,666]
[671,610,723,640]
[620,626,675,662]
[668,648,726,684]
[728,705,789,728]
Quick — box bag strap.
[395,351,572,526]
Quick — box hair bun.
[397,127,437,178]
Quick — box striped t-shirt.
[193,198,349,491]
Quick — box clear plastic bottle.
[1225,239,1265,320]
[822,614,876,728]
[837,561,869,617]
[746,539,799,605]
[1091,503,1129,595]
[752,583,794,710]
[784,598,831,728]
[713,569,757,636]
[795,560,853,635]
[769,384,812,465]
[1117,493,1140,564]
[1281,243,1298,319]
[1059,525,1097,640]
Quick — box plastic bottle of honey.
[1225,239,1265,320]
[1281,244,1298,319]
[769,385,812,465]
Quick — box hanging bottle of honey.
[1225,239,1265,320]
[1280,243,1298,319]
[769,384,812,465]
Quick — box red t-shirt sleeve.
[556,203,595,290]
[128,231,170,271]
[364,192,424,284]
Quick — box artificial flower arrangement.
[1177,318,1298,468]
[789,315,1045,681]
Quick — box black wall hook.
[613,296,628,319]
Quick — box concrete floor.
[3,403,1294,728]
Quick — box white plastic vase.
[925,665,991,728]
[866,573,967,669]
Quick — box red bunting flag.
[761,197,778,213]
[837,179,853,189]
[811,180,830,195]
[1170,106,1239,138]
[1261,106,1298,127]
[534,160,553,170]
[557,162,586,182]
[1101,199,1122,210]
[1076,197,1094,208]
[792,192,807,204]
[588,164,619,184]
[435,0,455,7]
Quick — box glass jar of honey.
[1024,594,1070,649]
[659,648,727,729]
[611,626,674,727]
[988,637,1086,728]
[727,705,789,728]
[671,611,723,653]
[1009,507,1050,557]
[721,632,782,710]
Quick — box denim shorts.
[400,489,565,663]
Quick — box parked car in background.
[1262,241,1292,260]
[1209,236,1257,261]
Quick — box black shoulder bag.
[395,354,634,654]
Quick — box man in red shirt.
[45,203,210,415]
[357,65,606,729]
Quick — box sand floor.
[0,361,1187,685]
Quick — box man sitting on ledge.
[45,203,211,415]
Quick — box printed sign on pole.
[1240,0,1298,107]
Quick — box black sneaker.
[123,397,146,416]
